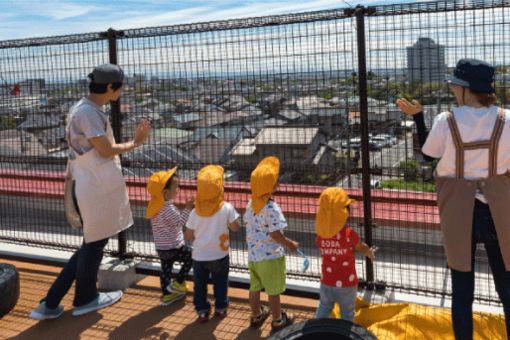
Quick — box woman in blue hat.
[397,58,510,340]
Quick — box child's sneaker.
[198,310,210,322]
[271,311,294,332]
[167,280,188,294]
[160,292,185,306]
[250,305,270,328]
[214,308,227,319]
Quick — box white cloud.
[109,6,213,29]
[96,0,346,31]
[41,3,95,20]
[11,1,96,20]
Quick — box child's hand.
[185,198,194,210]
[286,240,299,253]
[366,246,378,261]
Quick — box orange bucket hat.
[196,165,224,217]
[250,156,280,215]
[315,187,354,238]
[146,167,178,219]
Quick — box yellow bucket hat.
[146,167,178,219]
[315,187,355,239]
[196,165,225,217]
[250,156,280,215]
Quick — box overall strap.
[446,109,506,179]
[446,112,466,179]
[488,108,506,176]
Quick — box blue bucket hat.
[446,58,495,93]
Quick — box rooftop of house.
[255,127,320,145]
[231,138,256,156]
[192,137,233,164]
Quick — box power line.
[341,0,353,7]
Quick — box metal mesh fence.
[0,0,509,304]
[0,38,124,254]
[364,0,510,303]
[114,10,359,281]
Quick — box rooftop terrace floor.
[0,258,506,340]
[0,258,316,340]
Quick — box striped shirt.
[151,201,190,250]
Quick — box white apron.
[69,119,133,243]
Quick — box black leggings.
[45,238,108,308]
[157,246,192,295]
[451,200,510,340]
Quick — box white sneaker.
[72,291,123,317]
[30,301,64,320]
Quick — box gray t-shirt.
[67,97,108,158]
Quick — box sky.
[1,0,506,83]
[0,0,435,41]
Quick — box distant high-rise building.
[407,37,446,83]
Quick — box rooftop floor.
[0,257,506,340]
[0,258,316,340]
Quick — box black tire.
[269,319,377,340]
[0,263,20,318]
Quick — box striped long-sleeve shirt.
[151,201,190,250]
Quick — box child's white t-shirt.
[186,202,239,261]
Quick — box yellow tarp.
[331,298,507,339]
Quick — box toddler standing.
[315,187,376,321]
[185,165,240,321]
[147,167,194,305]
[245,156,299,331]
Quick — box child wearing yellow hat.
[244,156,299,332]
[184,165,240,321]
[146,167,194,306]
[314,187,376,321]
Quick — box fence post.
[105,28,128,260]
[354,6,375,285]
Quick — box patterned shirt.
[151,201,190,250]
[245,199,287,262]
[316,227,360,288]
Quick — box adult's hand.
[90,118,151,157]
[134,119,151,147]
[396,98,423,116]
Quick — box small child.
[185,165,240,321]
[146,167,194,306]
[245,156,298,332]
[314,187,376,321]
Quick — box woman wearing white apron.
[30,64,151,320]
[397,59,510,340]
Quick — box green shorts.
[248,256,286,295]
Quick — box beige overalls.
[69,116,133,243]
[435,108,510,272]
